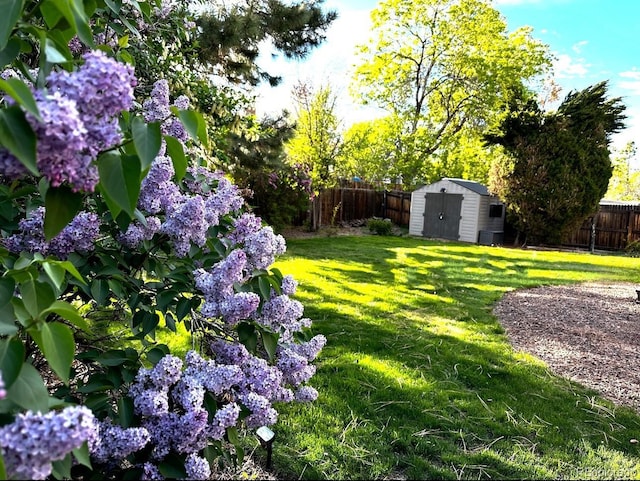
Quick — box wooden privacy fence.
[562,203,640,251]
[316,188,411,227]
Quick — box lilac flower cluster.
[90,419,150,464]
[143,80,190,143]
[0,406,98,480]
[118,216,161,248]
[194,249,261,323]
[134,152,246,258]
[0,51,135,191]
[3,207,100,259]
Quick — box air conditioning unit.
[478,230,504,246]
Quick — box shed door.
[422,193,462,240]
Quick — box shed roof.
[445,178,490,196]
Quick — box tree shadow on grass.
[273,237,640,479]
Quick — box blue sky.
[255,0,640,164]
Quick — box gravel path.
[493,281,640,411]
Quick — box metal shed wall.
[409,178,484,242]
[410,178,506,243]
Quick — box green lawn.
[267,235,640,480]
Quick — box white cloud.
[572,40,588,54]
[553,53,590,78]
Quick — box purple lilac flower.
[208,402,240,440]
[295,386,319,402]
[0,148,27,179]
[118,216,161,248]
[48,211,100,257]
[203,176,245,226]
[141,462,163,480]
[194,250,248,319]
[182,350,242,396]
[150,355,183,388]
[255,294,304,333]
[276,348,312,386]
[172,375,205,412]
[144,410,208,459]
[132,388,170,417]
[0,406,98,480]
[143,80,170,123]
[228,212,263,245]
[184,453,211,480]
[243,226,286,270]
[239,392,278,429]
[91,419,150,464]
[161,195,208,257]
[183,166,220,195]
[4,207,100,259]
[49,50,136,120]
[219,292,261,325]
[27,91,93,191]
[281,275,298,296]
[288,335,327,362]
[139,156,183,214]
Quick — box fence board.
[562,204,640,250]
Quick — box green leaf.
[70,0,94,46]
[57,260,86,285]
[176,296,191,321]
[0,303,18,336]
[0,0,22,50]
[44,37,68,63]
[43,261,65,289]
[174,108,209,147]
[146,345,170,365]
[261,329,279,363]
[0,277,15,307]
[90,279,110,306]
[28,322,75,384]
[42,300,89,332]
[0,337,24,388]
[131,117,161,171]
[0,78,40,120]
[158,459,187,479]
[98,152,141,217]
[0,37,20,69]
[0,106,37,174]
[96,349,131,367]
[237,322,257,353]
[7,362,49,413]
[258,276,272,300]
[164,135,187,181]
[44,185,83,240]
[72,442,92,469]
[0,450,7,481]
[20,279,56,319]
[51,453,72,480]
[117,396,134,428]
[156,289,178,313]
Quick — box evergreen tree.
[486,81,626,245]
[198,0,338,86]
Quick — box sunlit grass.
[268,235,640,480]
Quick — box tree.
[351,0,551,184]
[605,142,640,201]
[338,116,403,185]
[286,81,343,189]
[198,0,338,86]
[486,81,626,245]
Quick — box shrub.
[625,240,640,257]
[367,218,394,236]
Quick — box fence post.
[590,216,596,253]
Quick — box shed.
[409,178,505,244]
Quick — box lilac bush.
[0,2,326,479]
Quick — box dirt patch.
[493,282,640,411]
